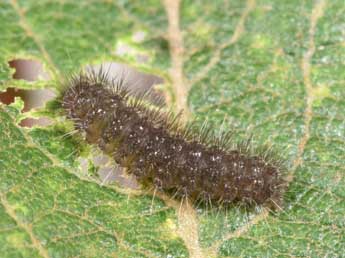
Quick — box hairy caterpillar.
[60,68,286,208]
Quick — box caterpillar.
[60,68,286,208]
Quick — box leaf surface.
[0,0,344,257]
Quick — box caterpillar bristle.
[61,67,287,208]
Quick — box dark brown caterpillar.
[61,69,286,208]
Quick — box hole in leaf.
[88,62,165,106]
[0,59,56,127]
[8,59,49,81]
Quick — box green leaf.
[0,105,188,257]
[0,0,344,257]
